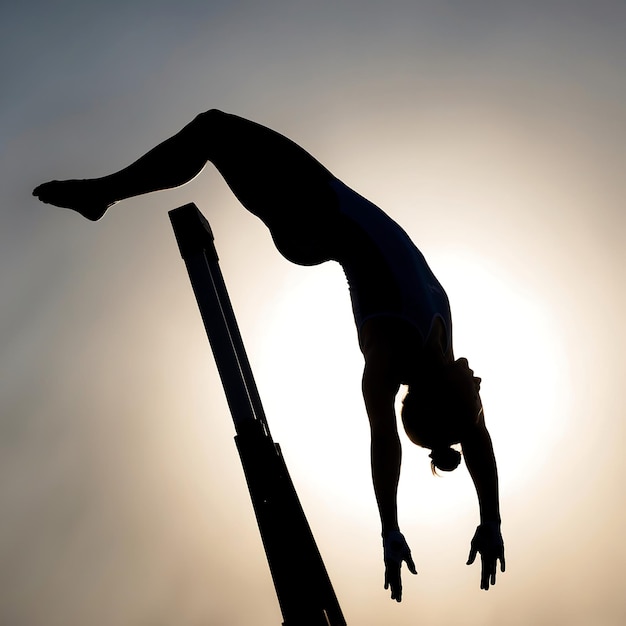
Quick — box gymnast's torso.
[330,179,452,353]
[265,175,452,355]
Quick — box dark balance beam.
[170,203,346,626]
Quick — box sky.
[1,1,625,624]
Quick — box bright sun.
[248,248,568,527]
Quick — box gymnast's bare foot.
[32,179,115,221]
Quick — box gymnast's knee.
[191,108,226,131]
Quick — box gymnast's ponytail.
[429,446,462,475]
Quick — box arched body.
[33,109,505,601]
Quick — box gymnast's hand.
[466,521,505,590]
[383,530,417,602]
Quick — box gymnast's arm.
[361,336,417,601]
[362,347,402,535]
[462,413,505,589]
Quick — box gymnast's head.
[401,358,483,474]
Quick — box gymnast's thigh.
[206,111,339,223]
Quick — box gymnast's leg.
[33,109,338,227]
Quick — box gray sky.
[2,2,625,624]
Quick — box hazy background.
[2,1,625,624]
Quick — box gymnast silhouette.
[33,109,505,601]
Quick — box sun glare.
[246,241,568,537]
[252,263,374,516]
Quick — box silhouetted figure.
[34,110,505,601]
